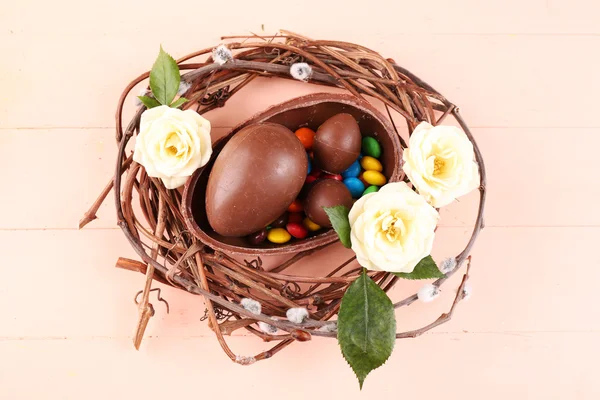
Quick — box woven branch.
[81,30,487,364]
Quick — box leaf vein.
[362,272,368,353]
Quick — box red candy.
[305,175,317,184]
[286,222,308,239]
[323,173,343,181]
[288,212,303,224]
[294,127,316,150]
[287,199,303,213]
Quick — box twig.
[79,155,133,229]
[94,34,487,362]
[133,193,166,350]
[396,256,472,338]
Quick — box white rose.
[402,122,480,208]
[348,182,439,273]
[133,105,212,189]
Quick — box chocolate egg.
[206,123,308,237]
[313,113,361,174]
[304,179,353,227]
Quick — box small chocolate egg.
[206,123,308,237]
[304,179,353,227]
[313,113,361,174]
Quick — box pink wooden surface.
[2,1,599,398]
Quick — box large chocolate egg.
[206,123,308,237]
[304,179,353,227]
[313,113,361,174]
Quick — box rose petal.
[133,106,213,189]
[161,175,188,189]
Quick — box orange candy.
[295,127,315,150]
[288,199,303,213]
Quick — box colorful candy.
[267,228,292,244]
[362,136,382,158]
[362,185,379,196]
[360,156,383,172]
[286,222,308,239]
[303,217,321,232]
[295,127,316,150]
[271,212,289,228]
[343,177,366,198]
[287,199,303,213]
[341,160,361,178]
[363,170,387,186]
[247,126,385,247]
[247,229,268,245]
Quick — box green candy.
[361,136,382,158]
[362,185,379,196]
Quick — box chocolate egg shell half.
[304,179,353,227]
[313,113,361,174]
[205,123,308,237]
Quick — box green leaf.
[337,271,396,389]
[149,46,180,106]
[137,95,161,109]
[323,205,351,248]
[393,255,444,280]
[170,97,189,109]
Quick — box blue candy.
[307,153,312,175]
[343,177,365,198]
[341,160,361,179]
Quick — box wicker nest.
[81,30,487,364]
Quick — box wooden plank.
[1,35,599,129]
[1,228,598,339]
[2,0,599,35]
[2,1,598,398]
[0,128,230,230]
[440,127,600,228]
[1,127,596,230]
[0,333,597,398]
[391,226,600,333]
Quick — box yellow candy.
[267,228,291,244]
[360,156,383,172]
[303,217,321,232]
[363,170,387,186]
